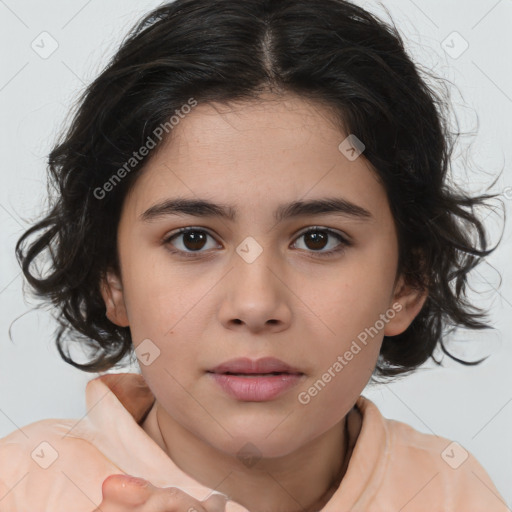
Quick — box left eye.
[291,227,350,256]
[163,227,350,257]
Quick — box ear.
[99,268,130,327]
[383,273,428,337]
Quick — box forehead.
[122,95,390,225]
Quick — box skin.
[100,92,428,512]
[94,474,230,512]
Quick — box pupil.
[306,231,327,250]
[184,231,206,251]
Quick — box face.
[101,93,426,458]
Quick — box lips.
[208,357,303,376]
[207,357,304,401]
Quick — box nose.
[217,249,293,334]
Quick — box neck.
[142,403,361,512]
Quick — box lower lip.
[208,372,303,401]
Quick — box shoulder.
[373,405,508,511]
[0,418,119,511]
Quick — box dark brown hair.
[14,0,504,380]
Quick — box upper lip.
[209,357,303,375]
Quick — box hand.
[92,474,232,512]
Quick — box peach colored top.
[0,372,508,511]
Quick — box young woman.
[1,0,507,510]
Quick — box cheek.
[292,344,379,445]
[121,251,213,338]
[303,259,394,343]
[296,251,392,396]
[295,326,381,428]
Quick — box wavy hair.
[14,0,504,380]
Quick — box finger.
[225,500,251,512]
[101,474,152,506]
[201,493,229,512]
[146,486,211,512]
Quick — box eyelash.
[162,226,352,259]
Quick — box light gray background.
[1,0,511,506]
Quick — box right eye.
[163,227,222,257]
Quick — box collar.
[72,372,388,509]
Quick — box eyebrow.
[139,197,373,224]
